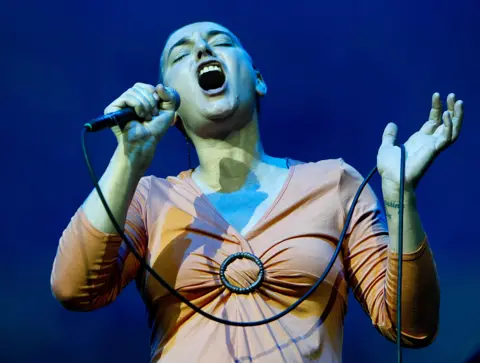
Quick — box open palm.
[377,93,464,189]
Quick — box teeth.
[199,64,222,76]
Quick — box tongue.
[199,70,225,91]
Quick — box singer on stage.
[51,21,463,362]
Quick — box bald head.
[156,21,266,139]
[159,22,246,82]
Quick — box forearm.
[382,180,426,253]
[83,144,145,234]
[380,181,439,346]
[51,145,145,307]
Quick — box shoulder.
[139,174,183,196]
[139,171,199,207]
[291,157,346,181]
[294,157,368,182]
[282,158,344,200]
[292,158,375,199]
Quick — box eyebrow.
[167,30,234,59]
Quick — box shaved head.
[157,21,266,140]
[159,22,245,82]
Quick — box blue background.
[2,0,479,362]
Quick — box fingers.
[443,110,453,138]
[447,93,456,118]
[105,82,180,118]
[420,119,438,134]
[127,83,158,120]
[428,92,442,124]
[431,93,463,147]
[446,93,463,142]
[440,111,453,151]
[105,82,158,120]
[156,84,181,111]
[104,82,180,138]
[145,84,181,134]
[133,83,159,120]
[382,122,398,146]
[424,92,464,141]
[433,111,452,150]
[452,99,464,142]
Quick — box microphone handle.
[85,108,141,132]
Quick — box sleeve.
[337,159,440,348]
[50,177,151,311]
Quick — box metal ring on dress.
[219,252,265,294]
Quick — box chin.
[186,66,257,137]
[190,97,254,139]
[200,96,240,121]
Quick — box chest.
[143,169,348,304]
[202,170,290,236]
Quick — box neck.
[190,119,268,192]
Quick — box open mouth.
[197,61,226,93]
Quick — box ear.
[171,113,181,127]
[254,66,267,97]
[173,114,191,140]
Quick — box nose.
[194,39,214,61]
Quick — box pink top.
[51,159,439,362]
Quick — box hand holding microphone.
[95,83,180,171]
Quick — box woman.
[51,21,464,362]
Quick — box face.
[161,22,267,139]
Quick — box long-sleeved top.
[51,158,440,362]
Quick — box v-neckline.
[183,164,296,241]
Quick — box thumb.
[145,109,176,140]
[156,84,181,111]
[382,122,398,146]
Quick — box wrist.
[381,178,416,200]
[112,145,149,179]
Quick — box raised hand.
[377,92,464,191]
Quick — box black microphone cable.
[80,126,406,361]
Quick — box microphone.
[84,108,139,132]
[84,89,181,132]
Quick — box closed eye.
[173,53,188,64]
[214,42,233,47]
[211,36,234,47]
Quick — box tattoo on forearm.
[385,200,399,220]
[384,196,416,221]
[385,200,400,209]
